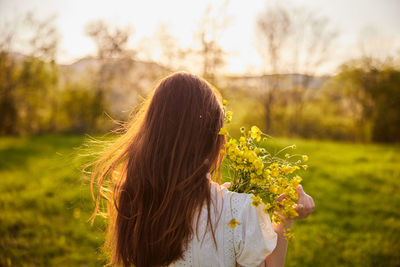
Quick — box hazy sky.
[1,0,399,74]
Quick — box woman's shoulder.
[210,182,254,211]
[210,181,277,266]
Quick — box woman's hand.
[262,185,314,267]
[275,184,315,224]
[293,185,315,220]
[222,182,315,220]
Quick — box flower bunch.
[219,101,308,237]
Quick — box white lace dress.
[169,181,277,267]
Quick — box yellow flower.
[263,202,271,210]
[251,177,265,186]
[263,169,271,179]
[218,127,227,135]
[285,153,289,158]
[287,188,297,199]
[302,155,309,162]
[282,165,299,175]
[271,168,280,178]
[253,158,264,171]
[270,185,278,194]
[222,99,227,106]
[284,228,295,240]
[251,195,262,207]
[250,126,262,141]
[293,175,302,183]
[270,162,278,169]
[302,165,308,170]
[228,218,241,228]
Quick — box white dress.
[169,180,278,267]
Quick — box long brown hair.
[90,72,226,267]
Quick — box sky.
[1,0,399,75]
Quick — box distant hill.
[7,52,330,117]
[60,56,168,75]
[221,73,330,94]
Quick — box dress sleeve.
[233,193,278,267]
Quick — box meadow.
[1,135,400,266]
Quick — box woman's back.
[90,72,314,267]
[170,180,277,267]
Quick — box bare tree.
[85,20,134,60]
[256,3,290,133]
[155,23,185,70]
[195,0,231,83]
[286,7,336,134]
[256,1,336,134]
[24,12,59,62]
[85,20,135,128]
[136,23,190,71]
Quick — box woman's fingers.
[310,196,315,210]
[294,203,304,212]
[294,185,315,220]
[297,184,305,197]
[307,196,315,212]
[276,193,286,202]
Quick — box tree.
[84,20,134,129]
[0,13,59,135]
[0,37,19,135]
[195,0,230,84]
[18,14,59,134]
[256,1,336,134]
[256,3,290,133]
[325,60,400,142]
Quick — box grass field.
[1,135,400,266]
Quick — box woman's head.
[91,72,225,267]
[138,72,225,185]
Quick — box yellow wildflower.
[271,168,280,178]
[263,169,271,179]
[263,202,271,210]
[302,155,308,162]
[251,195,262,207]
[228,218,241,228]
[282,165,299,175]
[270,185,278,194]
[293,175,302,183]
[250,126,262,141]
[253,158,264,171]
[218,127,227,135]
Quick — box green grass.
[1,136,400,266]
[0,135,106,266]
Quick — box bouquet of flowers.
[218,101,308,238]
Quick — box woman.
[91,72,315,267]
